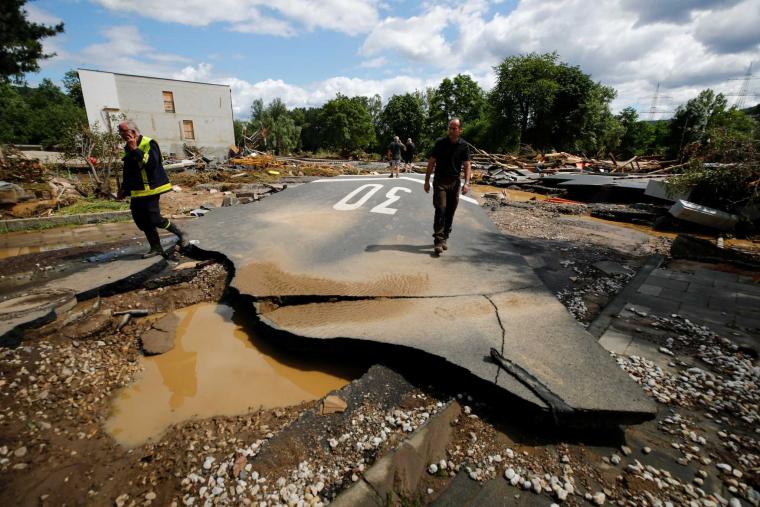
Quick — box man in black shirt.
[424,118,471,255]
[403,138,416,172]
[387,136,405,178]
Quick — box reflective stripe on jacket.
[122,136,172,198]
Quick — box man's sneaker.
[434,243,443,255]
[441,239,448,251]
[389,173,394,178]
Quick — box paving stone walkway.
[598,262,760,357]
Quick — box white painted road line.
[311,177,479,204]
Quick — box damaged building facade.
[78,69,234,158]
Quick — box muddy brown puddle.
[106,303,357,447]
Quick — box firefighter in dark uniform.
[117,120,188,258]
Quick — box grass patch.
[55,197,129,216]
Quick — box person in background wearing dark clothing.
[387,136,405,178]
[403,138,416,173]
[117,120,188,258]
[424,118,471,256]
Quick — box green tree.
[427,75,486,140]
[232,119,245,147]
[668,89,729,159]
[616,109,670,158]
[706,108,758,161]
[0,78,84,146]
[292,106,323,152]
[427,77,456,138]
[319,94,375,154]
[490,52,560,149]
[62,69,84,106]
[575,84,622,156]
[60,121,123,197]
[1,0,64,83]
[379,93,425,148]
[488,52,618,154]
[616,107,641,157]
[249,98,300,155]
[21,78,85,145]
[0,81,32,142]
[365,94,382,132]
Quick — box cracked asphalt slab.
[183,175,656,423]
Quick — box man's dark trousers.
[130,195,168,249]
[432,176,460,244]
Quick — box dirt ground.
[0,178,758,506]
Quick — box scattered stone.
[232,455,247,479]
[173,261,201,271]
[321,395,348,415]
[222,195,240,207]
[140,312,181,355]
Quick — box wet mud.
[106,303,356,447]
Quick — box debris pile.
[178,394,445,505]
[0,147,47,183]
[469,144,679,178]
[229,151,281,169]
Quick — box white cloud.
[361,7,453,62]
[92,0,378,36]
[694,0,760,53]
[359,0,760,115]
[24,4,63,26]
[174,63,438,117]
[359,57,388,69]
[39,0,760,120]
[23,5,69,65]
[77,26,191,76]
[174,63,215,82]
[619,0,743,26]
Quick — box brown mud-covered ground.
[0,181,758,506]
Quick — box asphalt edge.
[332,400,462,507]
[586,254,664,338]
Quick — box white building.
[78,69,235,158]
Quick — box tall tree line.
[0,54,755,161]
[245,52,757,161]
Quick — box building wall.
[79,70,120,129]
[79,70,235,159]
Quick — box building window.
[182,120,195,140]
[163,91,175,113]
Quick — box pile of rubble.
[0,147,48,183]
[470,143,678,175]
[178,395,445,506]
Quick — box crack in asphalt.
[483,294,507,384]
[251,286,535,307]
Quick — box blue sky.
[27,0,760,119]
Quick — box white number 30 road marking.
[333,184,412,215]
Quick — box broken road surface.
[183,175,657,423]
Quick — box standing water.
[106,303,357,447]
